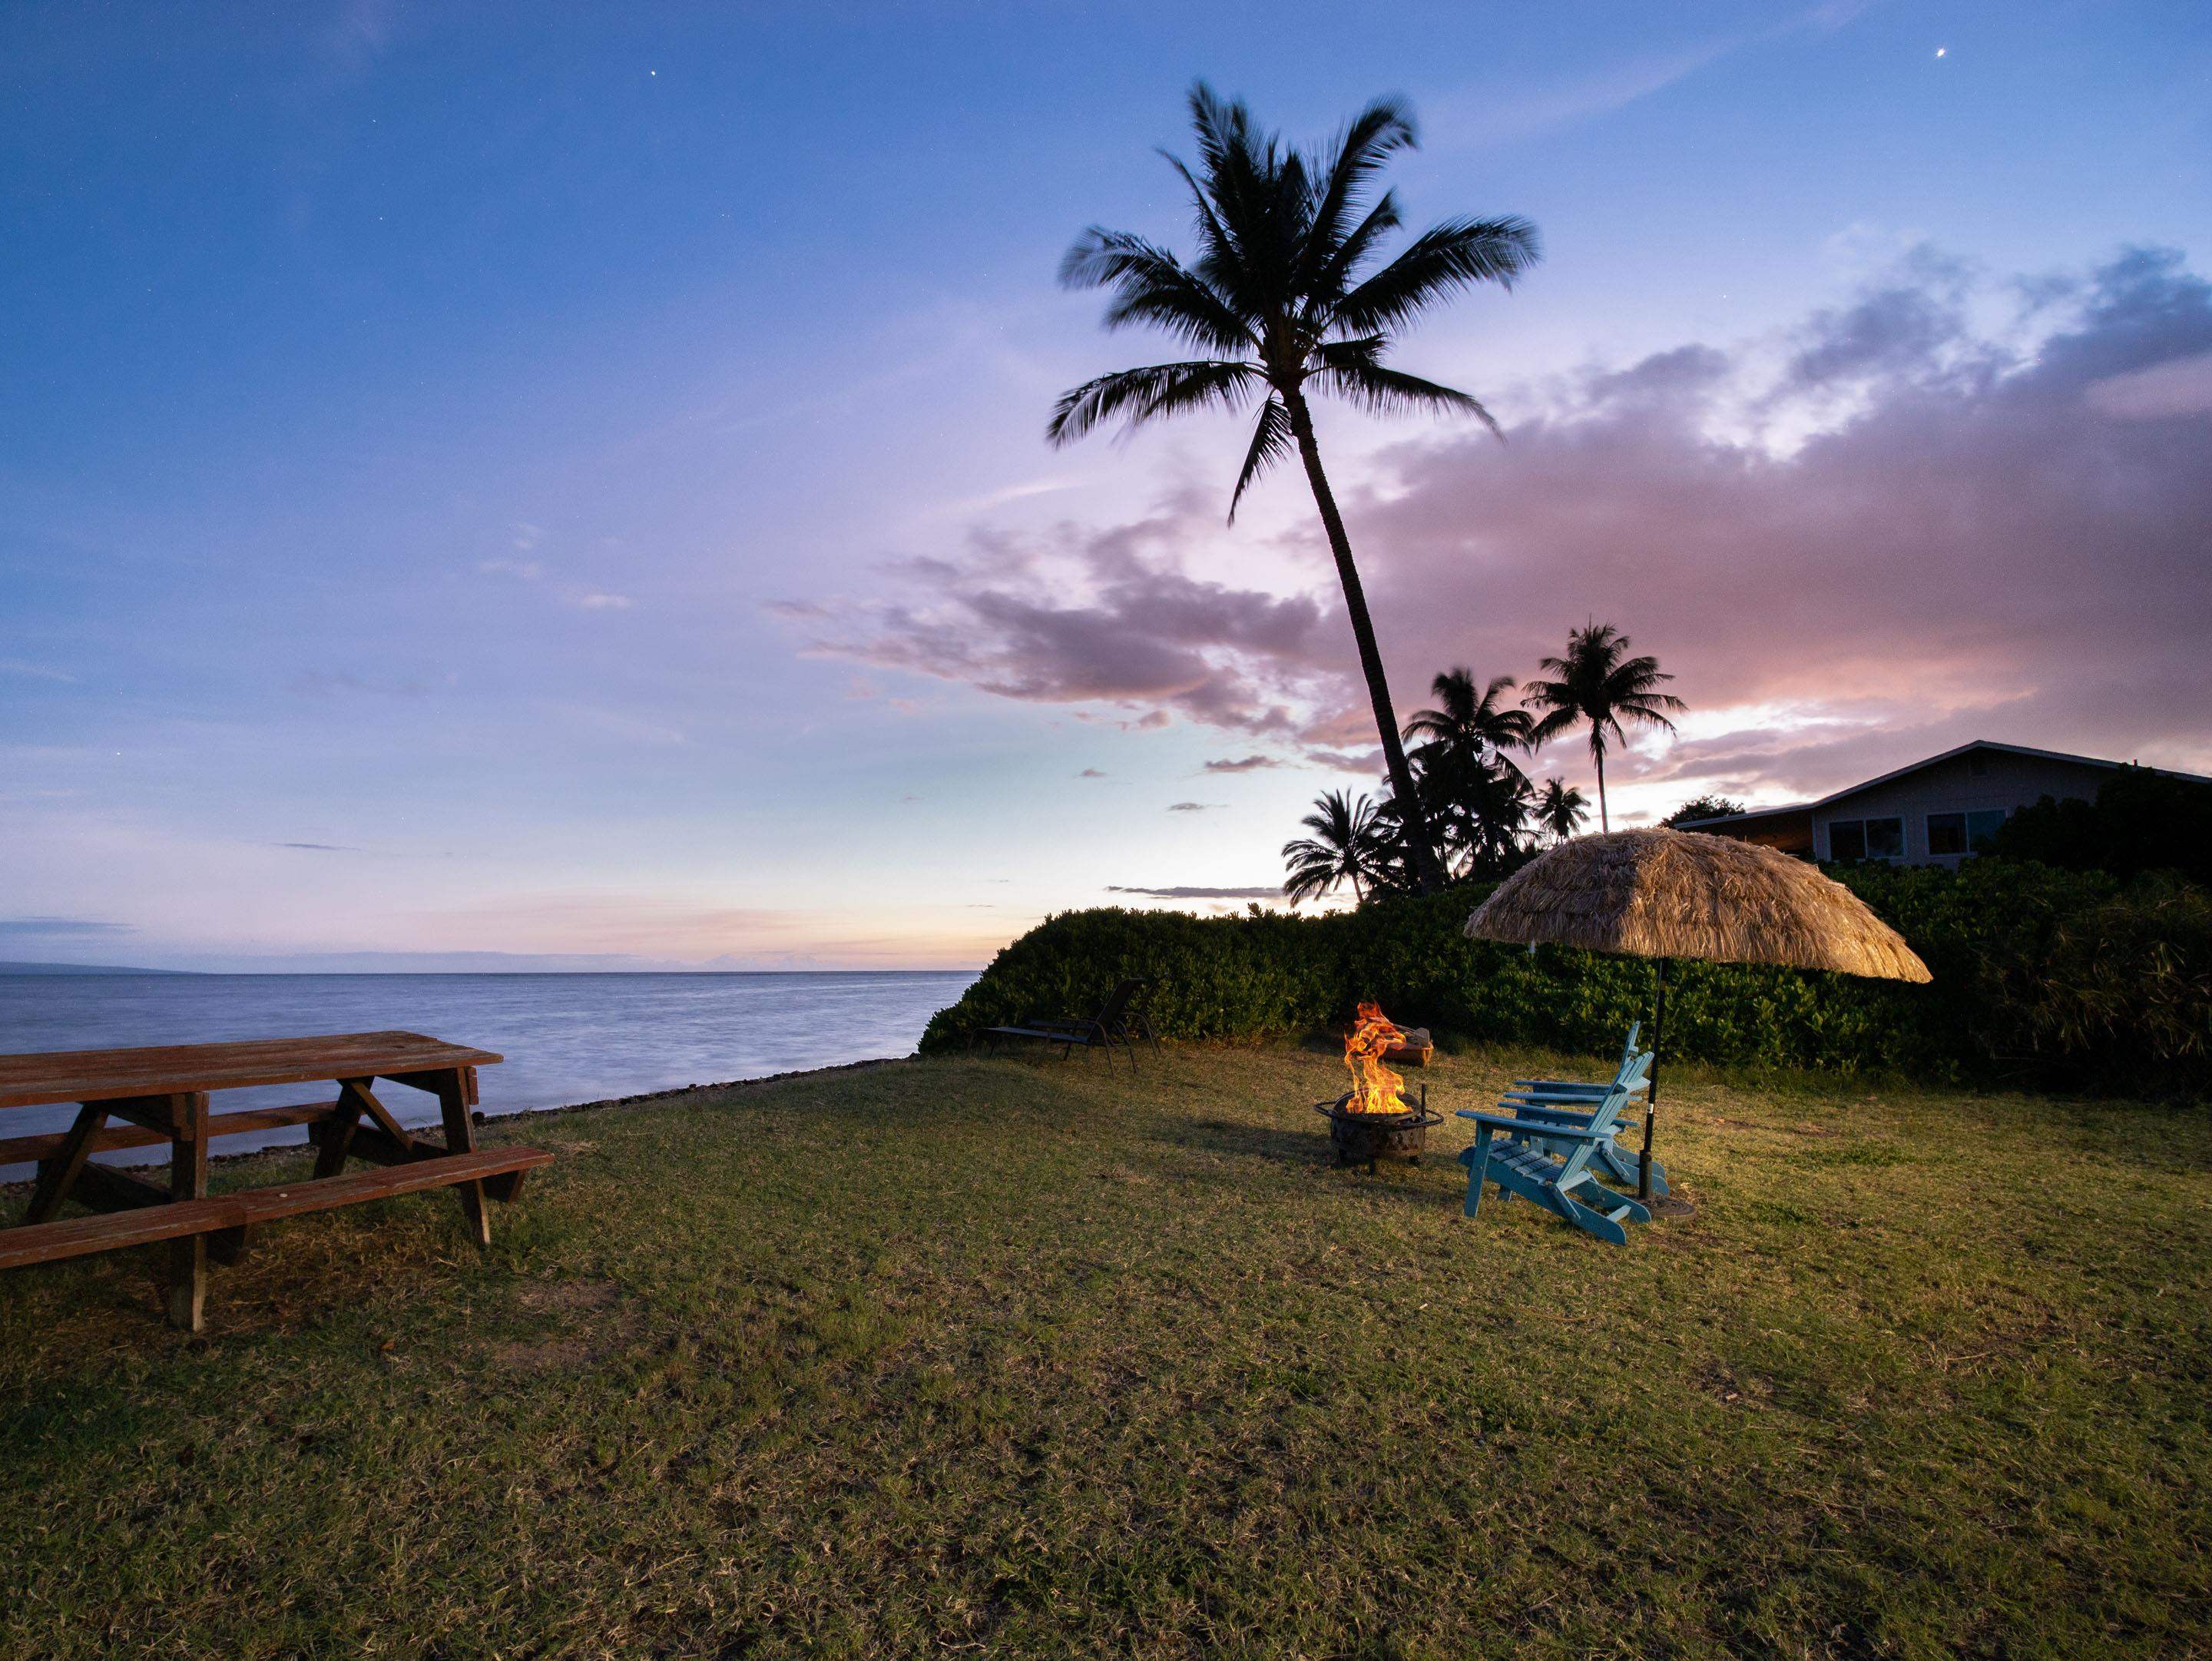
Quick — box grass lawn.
[3,1043,2209,1659]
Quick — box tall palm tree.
[1534,777,1589,844]
[1523,623,1686,831]
[1282,790,1386,905]
[1049,85,1540,894]
[1404,668,1535,784]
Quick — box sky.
[4,0,2209,970]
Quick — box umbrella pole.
[1640,956,1667,1202]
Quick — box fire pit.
[1314,1086,1441,1171]
[1316,1001,1443,1172]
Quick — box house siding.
[1811,750,2115,868]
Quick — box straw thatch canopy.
[1465,828,1931,982]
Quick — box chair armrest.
[1501,1102,1598,1125]
[1456,1110,1616,1139]
[1512,1079,1644,1096]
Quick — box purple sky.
[4,2,2209,969]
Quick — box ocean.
[0,970,977,1176]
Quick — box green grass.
[3,1045,2209,1659]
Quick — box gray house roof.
[1674,739,2212,831]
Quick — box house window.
[1827,817,1903,861]
[1929,809,2008,857]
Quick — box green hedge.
[922,861,2211,1094]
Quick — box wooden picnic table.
[0,1029,551,1331]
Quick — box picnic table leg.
[434,1068,491,1248]
[22,1102,108,1225]
[167,1092,210,1331]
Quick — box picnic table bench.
[0,1030,551,1330]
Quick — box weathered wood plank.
[0,1032,503,1111]
[169,1092,210,1331]
[22,1104,107,1225]
[434,1069,490,1248]
[0,1146,555,1271]
[0,1100,343,1167]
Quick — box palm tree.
[1404,668,1535,784]
[1049,85,1540,894]
[1406,747,1528,878]
[1523,623,1686,831]
[1534,777,1589,844]
[1282,790,1386,905]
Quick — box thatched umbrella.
[1465,828,1930,1202]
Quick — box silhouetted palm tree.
[1404,668,1535,784]
[1049,84,1539,894]
[1523,623,1685,831]
[1534,777,1590,844]
[1282,790,1386,904]
[1407,746,1529,878]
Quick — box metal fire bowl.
[1313,1092,1442,1171]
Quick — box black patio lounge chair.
[978,978,1160,1073]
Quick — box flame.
[1343,1000,1407,1114]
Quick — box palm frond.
[1046,360,1261,446]
[1312,358,1498,432]
[1059,229,1256,354]
[1227,396,1293,522]
[1305,190,1402,314]
[1330,216,1541,337]
[1299,97,1416,293]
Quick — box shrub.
[922,863,2210,1095]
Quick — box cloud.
[1106,885,1282,900]
[1432,4,1866,149]
[0,917,134,937]
[1203,754,1282,773]
[1077,768,1107,777]
[273,842,357,852]
[478,558,544,580]
[1347,245,2212,801]
[0,658,77,683]
[2085,347,2212,419]
[771,495,1337,738]
[1166,801,1224,814]
[565,590,634,611]
[775,246,2212,807]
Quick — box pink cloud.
[775,247,2212,804]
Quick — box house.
[1675,741,2212,867]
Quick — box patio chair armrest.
[1511,1079,1645,1096]
[1455,1110,1616,1139]
[1501,1101,1598,1124]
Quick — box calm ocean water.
[0,970,976,1175]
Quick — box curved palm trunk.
[1593,739,1609,832]
[1286,393,1448,893]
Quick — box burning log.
[1314,1000,1441,1170]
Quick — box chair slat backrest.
[1553,1050,1651,1188]
[1619,1021,1642,1068]
[1095,978,1144,1029]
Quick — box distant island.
[0,960,200,976]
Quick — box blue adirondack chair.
[1498,1024,1668,1199]
[1456,1051,1654,1245]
